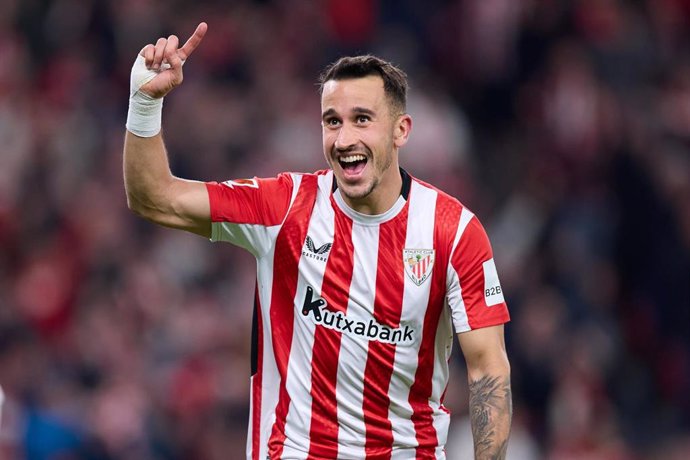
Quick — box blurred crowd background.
[0,0,689,459]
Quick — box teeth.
[340,155,366,163]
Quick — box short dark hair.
[318,55,408,114]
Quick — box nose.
[334,122,357,152]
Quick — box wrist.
[126,90,163,137]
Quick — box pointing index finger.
[178,22,208,61]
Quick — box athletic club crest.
[403,249,435,286]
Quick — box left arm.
[458,324,512,460]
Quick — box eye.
[324,117,341,127]
[356,115,370,124]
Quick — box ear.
[393,114,412,148]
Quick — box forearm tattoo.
[468,375,512,459]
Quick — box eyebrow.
[321,107,377,119]
[352,107,376,116]
[321,108,337,120]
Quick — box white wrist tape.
[126,55,165,137]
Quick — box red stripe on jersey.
[307,200,355,459]
[268,175,319,457]
[206,173,293,225]
[410,195,461,456]
[451,217,510,329]
[362,208,408,458]
[251,283,263,460]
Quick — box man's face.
[321,75,409,213]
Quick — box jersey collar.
[331,167,412,200]
[330,167,410,225]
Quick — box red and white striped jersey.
[205,169,509,459]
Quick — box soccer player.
[124,22,512,459]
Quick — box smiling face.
[321,75,412,215]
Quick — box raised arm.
[458,325,512,460]
[123,22,211,237]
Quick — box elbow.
[125,192,144,216]
[467,348,511,382]
[125,192,159,222]
[125,189,181,229]
[126,195,139,214]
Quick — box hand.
[136,22,208,99]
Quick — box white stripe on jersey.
[335,223,379,458]
[446,207,475,333]
[281,173,336,458]
[249,174,303,460]
[388,181,439,449]
[252,252,280,460]
[430,307,453,446]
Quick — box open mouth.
[338,154,368,177]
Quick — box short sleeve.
[446,215,510,333]
[205,173,294,257]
